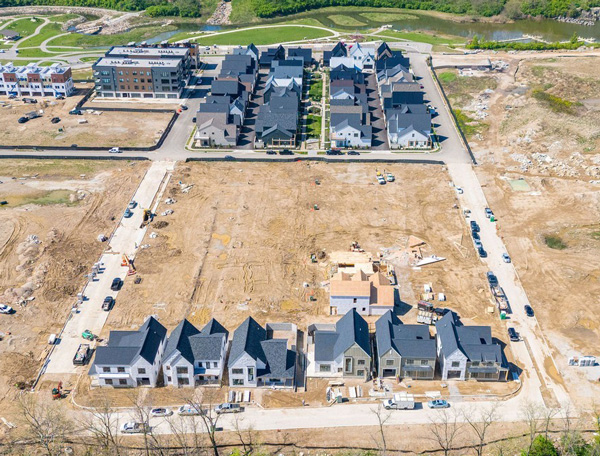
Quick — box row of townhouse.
[0,62,74,97]
[324,42,375,73]
[92,44,198,99]
[307,309,508,382]
[255,49,305,148]
[89,316,297,389]
[329,63,372,148]
[195,50,257,147]
[375,42,434,149]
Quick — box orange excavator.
[52,382,64,400]
[121,254,136,276]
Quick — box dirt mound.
[153,221,169,229]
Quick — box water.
[146,24,222,44]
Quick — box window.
[101,78,110,83]
[357,370,365,377]
[117,367,125,373]
[232,368,243,375]
[471,361,480,367]
[167,376,172,382]
[133,78,138,83]
[406,359,414,365]
[344,357,352,373]
[421,360,429,365]
[119,78,124,82]
[319,364,331,372]
[451,361,460,368]
[105,379,113,385]
[385,359,394,366]
[198,362,203,368]
[100,71,109,76]
[247,367,254,382]
[357,359,366,366]
[353,298,357,304]
[132,71,137,76]
[213,362,218,368]
[138,368,146,374]
[176,367,188,374]
[166,365,171,370]
[102,367,110,373]
[179,377,190,385]
[233,379,244,385]
[119,379,127,385]
[118,71,123,76]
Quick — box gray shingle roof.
[314,309,370,362]
[287,47,312,64]
[211,79,242,97]
[229,316,267,365]
[93,316,166,366]
[162,319,201,364]
[387,110,431,137]
[375,311,436,359]
[436,312,503,363]
[258,339,296,379]
[163,318,229,365]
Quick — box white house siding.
[228,352,265,388]
[439,349,467,381]
[330,295,370,315]
[163,353,195,387]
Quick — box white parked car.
[0,304,14,314]
[150,408,173,418]
[121,422,149,434]
[178,404,204,416]
[108,147,121,153]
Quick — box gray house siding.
[343,343,371,379]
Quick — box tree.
[522,402,543,455]
[233,414,257,456]
[176,389,223,456]
[462,404,498,456]
[428,409,463,456]
[85,399,122,456]
[523,435,558,456]
[18,394,74,456]
[371,403,392,456]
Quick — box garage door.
[382,369,396,377]
[447,370,462,379]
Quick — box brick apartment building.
[105,43,199,74]
[93,57,186,99]
[0,62,74,97]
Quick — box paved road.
[43,161,174,376]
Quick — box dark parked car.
[486,271,498,288]
[477,247,487,258]
[326,149,343,155]
[508,327,519,342]
[51,117,61,124]
[102,296,114,311]
[69,109,82,115]
[524,305,534,317]
[18,117,29,124]
[472,231,480,241]
[470,221,479,232]
[192,116,196,123]
[56,95,65,100]
[110,278,122,291]
[224,155,235,160]
[347,150,360,155]
[180,104,188,110]
[279,149,294,155]
[266,150,277,155]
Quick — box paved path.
[43,161,174,376]
[176,24,340,44]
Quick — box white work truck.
[382,393,416,410]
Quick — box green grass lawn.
[374,29,464,46]
[309,78,323,101]
[453,109,487,138]
[230,0,257,23]
[359,12,419,22]
[18,22,64,49]
[5,17,43,38]
[190,26,334,46]
[307,114,322,139]
[50,14,81,23]
[46,25,176,48]
[438,71,457,83]
[328,15,367,27]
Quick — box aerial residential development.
[0,7,599,455]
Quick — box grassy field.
[45,25,176,48]
[189,26,334,46]
[49,13,81,23]
[307,114,322,139]
[17,21,63,49]
[359,12,419,21]
[328,15,367,27]
[309,77,323,101]
[374,29,464,46]
[6,17,43,38]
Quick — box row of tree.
[8,392,600,456]
[466,33,591,51]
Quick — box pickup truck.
[73,344,90,365]
[214,403,245,414]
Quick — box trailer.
[73,344,90,365]
[491,286,509,312]
[416,301,447,325]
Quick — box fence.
[186,156,446,165]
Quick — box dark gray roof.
[436,312,503,363]
[270,65,303,80]
[211,79,242,96]
[162,319,201,364]
[287,47,312,64]
[375,311,436,360]
[93,316,166,366]
[229,317,267,364]
[258,339,296,379]
[0,30,19,38]
[256,94,299,136]
[163,318,229,364]
[314,309,370,362]
[387,110,432,136]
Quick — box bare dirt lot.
[0,87,173,147]
[0,159,148,415]
[106,162,509,370]
[439,54,600,407]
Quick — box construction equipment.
[52,382,64,400]
[416,301,447,325]
[350,241,365,253]
[140,209,152,228]
[73,344,91,365]
[310,253,317,263]
[82,330,95,341]
[121,254,136,276]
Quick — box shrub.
[544,235,567,250]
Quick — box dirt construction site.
[0,159,149,417]
[438,54,600,407]
[0,87,173,148]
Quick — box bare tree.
[428,409,462,456]
[371,403,392,456]
[85,398,122,456]
[177,388,223,456]
[462,404,498,456]
[129,391,166,456]
[521,402,543,455]
[540,406,559,439]
[18,394,74,456]
[233,413,257,456]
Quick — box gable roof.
[387,110,432,137]
[287,47,312,64]
[229,316,267,365]
[93,316,166,366]
[436,312,503,363]
[375,311,436,359]
[258,339,296,379]
[314,309,371,362]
